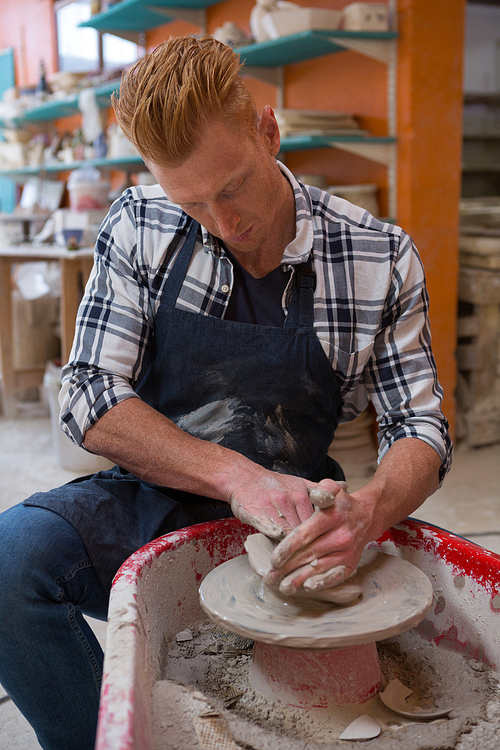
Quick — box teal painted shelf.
[80,0,217,33]
[5,30,396,126]
[3,80,121,127]
[0,25,397,181]
[280,134,395,152]
[0,137,396,180]
[235,29,398,67]
[0,133,398,180]
[0,155,144,181]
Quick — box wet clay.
[244,532,362,605]
[154,623,500,750]
[199,547,434,649]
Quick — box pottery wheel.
[199,547,433,649]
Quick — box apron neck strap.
[163,220,200,308]
[284,262,316,328]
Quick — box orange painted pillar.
[397,0,466,437]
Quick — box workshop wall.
[0,0,56,88]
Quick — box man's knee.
[0,504,89,611]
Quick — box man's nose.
[211,204,241,239]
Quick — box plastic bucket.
[43,362,113,473]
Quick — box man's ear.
[257,104,281,157]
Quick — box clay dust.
[152,621,500,750]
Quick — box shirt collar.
[278,161,314,266]
[200,160,314,264]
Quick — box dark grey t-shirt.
[224,251,291,327]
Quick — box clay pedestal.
[249,640,382,708]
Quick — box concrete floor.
[0,411,500,749]
[0,410,108,750]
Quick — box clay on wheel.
[244,532,363,605]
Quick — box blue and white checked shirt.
[60,163,452,480]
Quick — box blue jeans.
[0,503,109,750]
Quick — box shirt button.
[221,284,230,294]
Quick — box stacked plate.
[275,108,368,138]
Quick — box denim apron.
[25,221,344,591]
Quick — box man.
[0,35,451,750]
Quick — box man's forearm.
[83,397,250,501]
[83,396,319,537]
[350,436,442,542]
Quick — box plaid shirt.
[60,163,452,480]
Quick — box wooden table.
[0,243,94,417]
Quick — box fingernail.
[303,577,320,591]
[308,486,336,509]
[279,578,296,596]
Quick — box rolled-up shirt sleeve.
[59,192,151,446]
[365,233,452,482]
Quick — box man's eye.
[222,184,243,199]
[227,178,245,195]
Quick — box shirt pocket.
[327,339,375,391]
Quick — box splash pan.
[199,548,433,649]
[95,518,500,750]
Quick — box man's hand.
[227,471,316,539]
[261,439,442,596]
[263,478,370,594]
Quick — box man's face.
[145,108,292,261]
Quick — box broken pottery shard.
[244,532,362,605]
[176,629,194,643]
[380,678,452,720]
[339,715,381,740]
